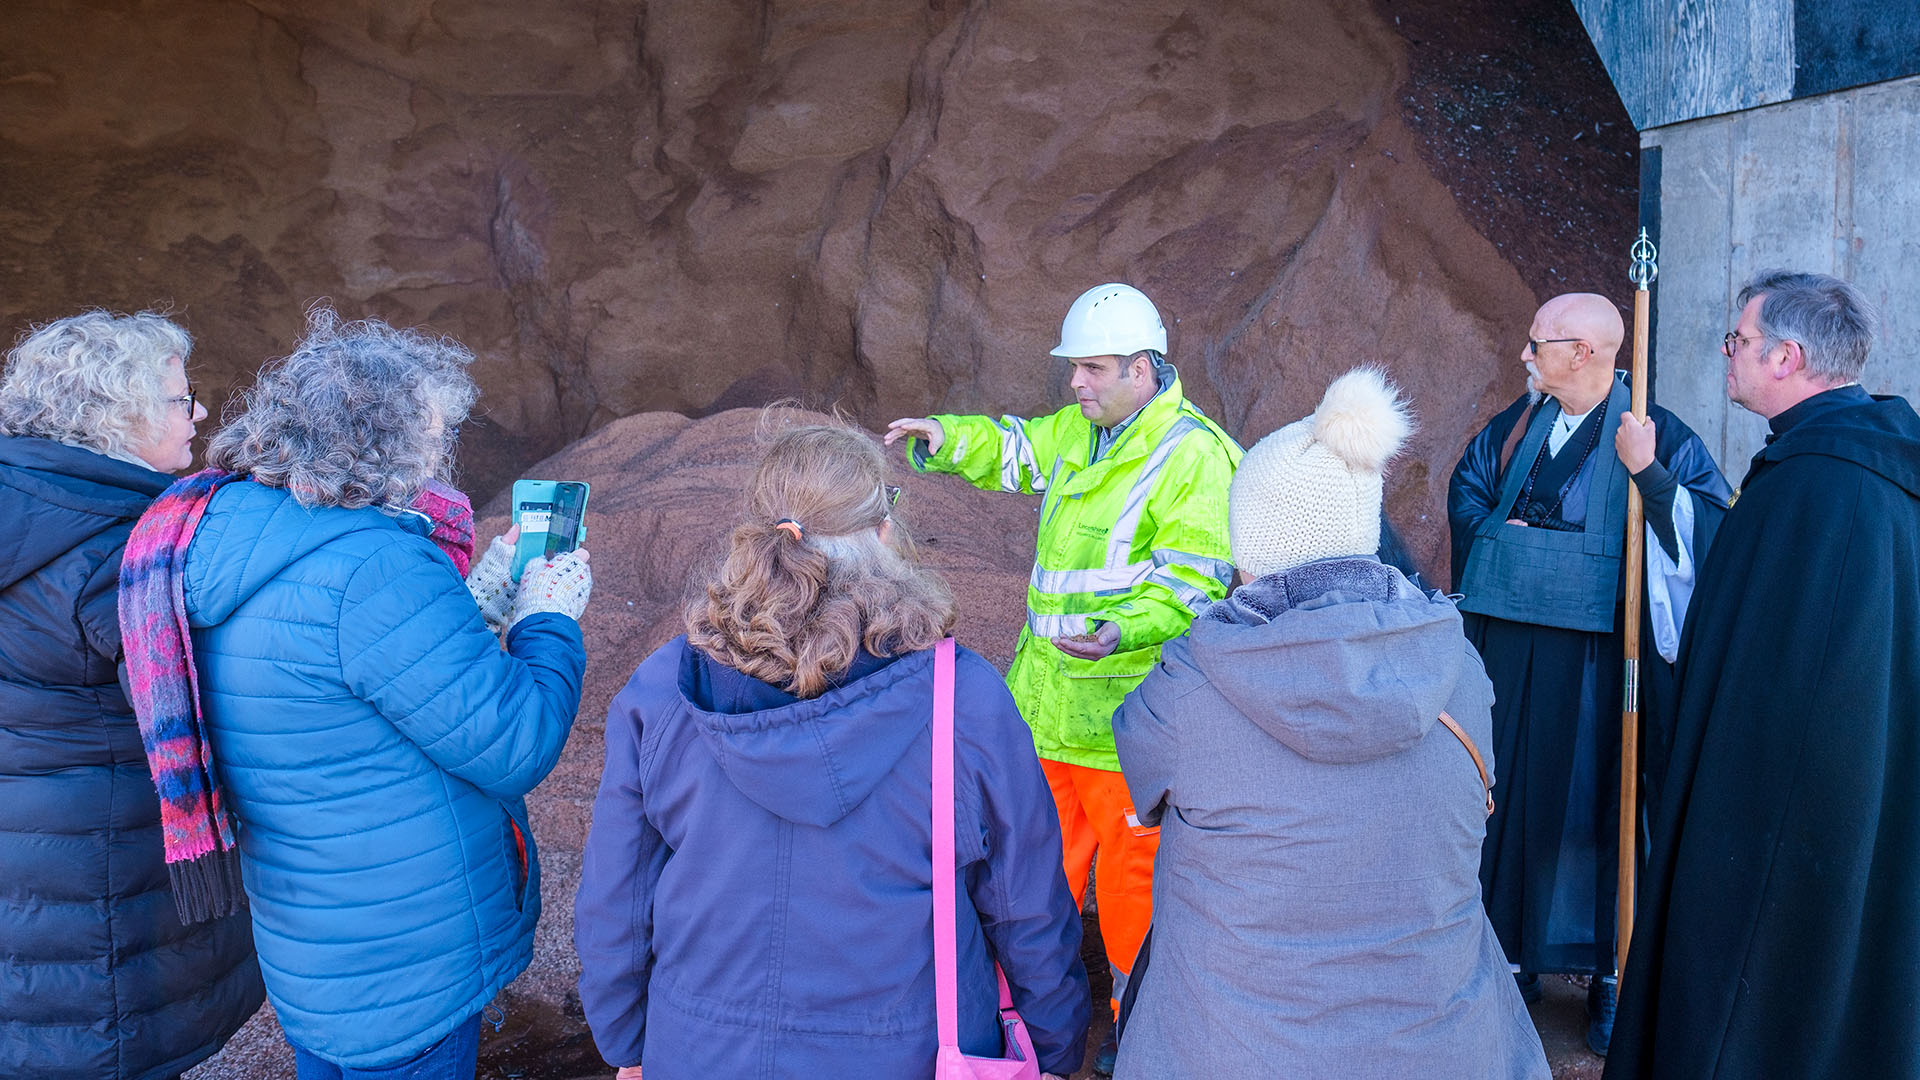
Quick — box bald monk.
[1446,294,1731,1055]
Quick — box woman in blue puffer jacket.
[575,420,1089,1080]
[144,309,591,1078]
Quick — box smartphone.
[510,479,591,581]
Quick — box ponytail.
[685,422,955,697]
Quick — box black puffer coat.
[0,435,262,1080]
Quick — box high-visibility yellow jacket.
[912,376,1241,770]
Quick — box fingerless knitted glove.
[465,533,519,632]
[510,550,592,627]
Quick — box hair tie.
[774,518,804,541]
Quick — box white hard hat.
[1050,283,1169,359]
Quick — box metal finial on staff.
[1629,228,1659,289]
[1617,226,1657,986]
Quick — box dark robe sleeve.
[1630,461,1684,560]
[1446,395,1529,592]
[1633,408,1735,809]
[1647,405,1734,562]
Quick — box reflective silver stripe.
[1042,456,1070,528]
[994,416,1045,493]
[1105,416,1204,566]
[1030,560,1153,595]
[1151,548,1236,588]
[1145,566,1212,610]
[1027,553,1229,600]
[1026,611,1091,638]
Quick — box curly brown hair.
[686,419,955,697]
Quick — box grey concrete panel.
[1642,74,1920,486]
[1640,119,1736,471]
[1722,93,1839,470]
[1573,0,1793,130]
[1843,79,1920,409]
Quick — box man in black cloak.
[1448,292,1731,1055]
[1606,271,1920,1080]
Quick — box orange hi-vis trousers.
[1041,758,1158,1015]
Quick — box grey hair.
[1737,269,1878,383]
[205,307,477,510]
[0,310,191,459]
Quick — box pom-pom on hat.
[1229,368,1413,578]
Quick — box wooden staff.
[1618,228,1658,982]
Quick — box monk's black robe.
[1448,390,1730,975]
[1606,386,1920,1080]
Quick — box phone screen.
[545,482,587,559]
[511,479,590,580]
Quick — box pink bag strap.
[932,638,1019,1054]
[932,637,961,1050]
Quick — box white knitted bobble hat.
[1229,367,1413,578]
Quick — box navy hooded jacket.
[575,637,1089,1078]
[0,435,262,1079]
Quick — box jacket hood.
[1182,557,1465,764]
[676,641,934,828]
[1764,394,1920,499]
[0,435,169,591]
[186,480,435,627]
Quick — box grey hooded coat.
[1112,557,1548,1080]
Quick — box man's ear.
[1772,339,1804,381]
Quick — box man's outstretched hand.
[1052,620,1121,660]
[883,416,945,455]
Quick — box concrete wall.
[1641,74,1920,481]
[1572,0,1920,129]
[1573,0,1792,129]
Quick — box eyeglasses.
[1526,338,1581,355]
[1722,331,1763,357]
[166,385,197,415]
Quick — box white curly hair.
[0,310,191,461]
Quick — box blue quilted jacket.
[181,479,586,1068]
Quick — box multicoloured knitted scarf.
[119,469,477,924]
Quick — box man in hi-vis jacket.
[887,283,1240,1073]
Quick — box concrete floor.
[1527,974,1610,1080]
